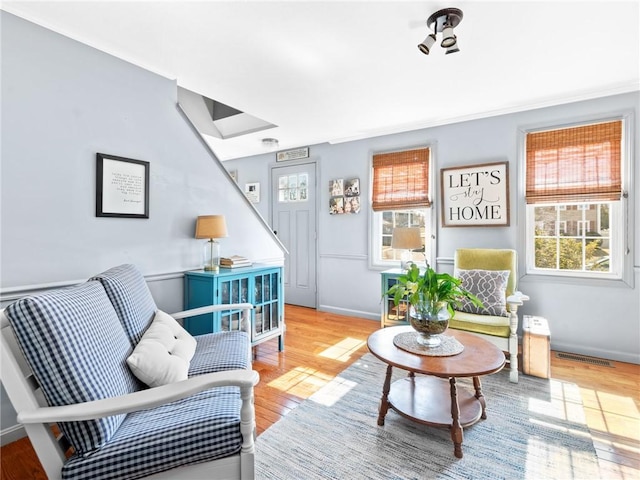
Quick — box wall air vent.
[177,86,276,139]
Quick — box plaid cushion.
[5,281,140,453]
[91,264,157,346]
[61,386,243,480]
[189,331,250,375]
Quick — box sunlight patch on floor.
[318,337,366,362]
[529,418,593,440]
[581,388,640,439]
[525,437,595,479]
[267,366,334,397]
[528,380,586,424]
[309,376,357,407]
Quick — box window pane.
[382,212,393,235]
[559,238,583,270]
[395,212,409,228]
[534,206,557,235]
[534,237,557,268]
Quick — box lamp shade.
[195,215,228,239]
[391,227,422,250]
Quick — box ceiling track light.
[417,7,463,55]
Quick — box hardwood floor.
[2,305,638,479]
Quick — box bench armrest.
[170,303,254,335]
[17,369,259,424]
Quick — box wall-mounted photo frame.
[329,177,360,214]
[344,178,360,197]
[440,161,509,227]
[329,178,344,197]
[96,153,149,218]
[245,182,260,203]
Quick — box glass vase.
[409,297,450,347]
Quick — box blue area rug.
[256,353,600,479]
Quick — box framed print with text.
[96,153,150,218]
[440,161,509,227]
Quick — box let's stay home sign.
[441,162,510,227]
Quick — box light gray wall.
[0,12,284,442]
[226,91,640,365]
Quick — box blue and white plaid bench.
[1,264,258,480]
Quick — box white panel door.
[271,162,317,308]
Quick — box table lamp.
[391,227,422,270]
[195,215,228,272]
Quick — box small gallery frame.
[440,161,509,227]
[329,177,361,215]
[96,153,150,218]
[245,182,260,203]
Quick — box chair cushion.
[127,310,197,387]
[189,331,251,376]
[449,311,511,338]
[61,386,243,480]
[455,268,510,317]
[5,281,139,454]
[91,264,157,346]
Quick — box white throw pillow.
[126,310,197,387]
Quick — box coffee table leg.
[473,376,487,420]
[377,364,393,426]
[449,377,464,458]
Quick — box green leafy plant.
[385,263,483,317]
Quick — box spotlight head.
[445,41,460,54]
[441,25,457,48]
[417,34,437,55]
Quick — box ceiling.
[3,1,639,161]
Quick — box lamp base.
[203,239,221,273]
[400,250,414,270]
[400,261,415,270]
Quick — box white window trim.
[368,144,437,270]
[517,112,635,288]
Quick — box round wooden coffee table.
[367,326,506,458]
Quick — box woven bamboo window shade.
[525,120,622,204]
[372,148,430,211]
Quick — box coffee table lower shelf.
[378,375,485,458]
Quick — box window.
[370,147,432,267]
[277,173,308,202]
[525,119,627,279]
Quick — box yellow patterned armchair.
[450,248,528,383]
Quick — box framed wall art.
[245,182,260,203]
[329,177,360,214]
[96,153,149,218]
[277,147,309,162]
[440,161,509,227]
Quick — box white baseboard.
[317,305,379,321]
[551,341,640,365]
[1,423,25,446]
